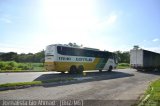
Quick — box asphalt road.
[0,69,160,106]
[0,71,59,84]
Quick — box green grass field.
[0,61,131,72]
[138,79,160,106]
[117,63,130,69]
[0,61,45,72]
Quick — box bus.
[45,44,118,74]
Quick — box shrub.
[17,64,31,70]
[0,62,5,70]
[118,63,130,67]
[8,61,17,67]
[0,61,42,71]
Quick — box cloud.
[152,38,159,42]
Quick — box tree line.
[114,51,130,63]
[0,51,45,63]
[0,50,130,63]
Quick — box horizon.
[1,44,160,55]
[0,0,160,53]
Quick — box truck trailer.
[130,48,160,71]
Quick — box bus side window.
[90,51,94,57]
[61,47,62,51]
[67,47,72,55]
[57,46,62,54]
[108,53,112,59]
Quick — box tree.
[68,42,73,47]
[34,50,45,63]
[68,42,82,47]
[133,45,139,50]
[0,52,18,61]
[0,50,45,63]
[114,51,130,63]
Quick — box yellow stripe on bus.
[45,58,101,72]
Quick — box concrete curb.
[0,71,47,73]
[0,84,43,91]
[0,79,79,91]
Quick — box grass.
[0,70,45,73]
[0,77,74,88]
[137,79,160,106]
[117,63,130,69]
[31,63,45,71]
[0,61,45,72]
[0,81,42,88]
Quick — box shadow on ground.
[34,70,134,88]
[136,70,160,75]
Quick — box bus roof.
[47,44,100,51]
[47,44,113,53]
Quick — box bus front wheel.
[69,65,77,74]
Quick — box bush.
[117,63,130,69]
[5,65,13,70]
[0,61,34,71]
[17,63,32,70]
[118,63,130,67]
[38,64,43,67]
[0,62,6,70]
[8,61,17,67]
[31,63,43,67]
[0,61,44,71]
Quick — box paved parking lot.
[0,69,160,106]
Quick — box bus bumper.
[44,62,55,71]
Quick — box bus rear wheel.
[77,65,84,74]
[69,65,77,74]
[108,66,113,72]
[61,71,65,74]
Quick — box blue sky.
[0,0,160,53]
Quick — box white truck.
[130,48,160,71]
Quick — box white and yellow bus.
[45,44,118,74]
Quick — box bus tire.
[78,65,84,74]
[99,70,102,72]
[137,69,142,71]
[108,66,113,72]
[61,71,65,74]
[69,65,77,74]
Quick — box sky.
[0,0,160,53]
